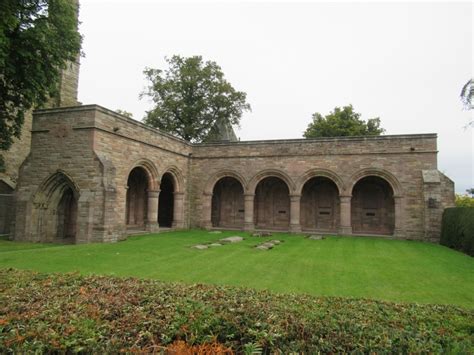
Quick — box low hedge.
[440,207,474,256]
[0,269,473,353]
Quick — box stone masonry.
[11,103,454,244]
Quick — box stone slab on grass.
[209,243,223,247]
[308,235,325,240]
[220,236,244,243]
[192,244,209,250]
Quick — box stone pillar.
[339,195,352,235]
[393,196,403,237]
[289,194,301,233]
[146,190,159,232]
[172,192,185,229]
[244,194,255,231]
[202,193,213,229]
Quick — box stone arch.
[211,176,245,228]
[126,158,159,191]
[33,170,80,243]
[0,179,15,235]
[160,166,184,193]
[158,172,175,227]
[126,166,150,228]
[248,169,295,195]
[351,175,395,235]
[296,168,344,195]
[254,175,291,230]
[300,176,341,232]
[204,170,247,195]
[348,168,403,197]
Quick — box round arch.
[204,170,247,195]
[348,168,403,197]
[160,166,184,193]
[125,158,159,191]
[296,168,344,195]
[247,169,295,195]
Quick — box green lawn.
[1,231,473,308]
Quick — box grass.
[0,230,473,308]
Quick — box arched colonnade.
[204,168,403,236]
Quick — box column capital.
[244,193,255,198]
[174,192,185,197]
[289,194,302,199]
[203,192,213,197]
[339,195,352,202]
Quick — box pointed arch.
[32,170,80,243]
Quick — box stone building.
[1,4,454,243]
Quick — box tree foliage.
[455,194,474,208]
[460,79,473,110]
[0,0,82,154]
[141,55,251,142]
[304,105,385,138]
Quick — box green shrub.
[441,207,474,256]
[0,269,473,353]
[455,194,474,207]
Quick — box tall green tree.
[0,0,81,158]
[141,55,251,142]
[303,105,385,138]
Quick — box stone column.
[393,196,404,237]
[289,194,301,233]
[339,195,352,235]
[146,190,159,232]
[202,193,213,229]
[172,192,185,229]
[244,194,255,231]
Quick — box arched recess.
[126,167,150,228]
[248,169,296,195]
[204,170,247,195]
[211,177,245,228]
[351,176,395,235]
[300,177,340,232]
[33,171,80,243]
[348,168,402,198]
[254,176,290,229]
[296,169,345,196]
[158,172,175,227]
[0,180,15,235]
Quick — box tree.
[303,105,385,138]
[460,79,473,110]
[141,55,251,142]
[0,0,81,156]
[460,79,473,127]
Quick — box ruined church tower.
[0,0,81,236]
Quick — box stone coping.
[33,105,437,148]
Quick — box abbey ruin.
[0,8,454,244]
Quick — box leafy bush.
[455,194,474,207]
[0,269,473,353]
[441,207,474,256]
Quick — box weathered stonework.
[10,104,454,244]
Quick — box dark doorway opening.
[126,167,149,228]
[158,173,174,227]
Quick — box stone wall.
[190,134,441,240]
[12,105,454,243]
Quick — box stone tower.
[0,0,81,236]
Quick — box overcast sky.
[77,1,473,193]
